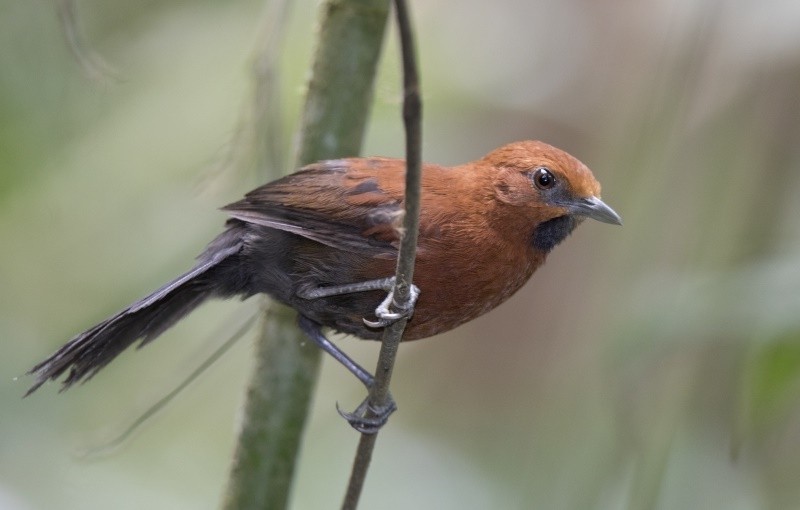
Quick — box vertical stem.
[221,1,391,509]
[221,305,323,510]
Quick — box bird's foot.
[363,280,420,328]
[337,393,397,434]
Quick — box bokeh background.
[3,0,800,508]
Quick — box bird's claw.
[336,394,397,434]
[363,282,420,328]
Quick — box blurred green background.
[3,0,800,508]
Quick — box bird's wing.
[221,159,404,258]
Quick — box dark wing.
[222,159,404,258]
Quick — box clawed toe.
[337,395,397,434]
[363,313,401,328]
[363,281,420,329]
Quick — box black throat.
[531,215,578,253]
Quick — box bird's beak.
[569,196,622,225]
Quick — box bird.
[26,140,621,430]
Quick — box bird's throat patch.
[531,215,578,252]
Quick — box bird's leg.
[297,315,374,387]
[297,276,420,328]
[297,276,395,300]
[297,316,396,433]
[297,277,420,432]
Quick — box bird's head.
[486,140,621,252]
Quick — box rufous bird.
[27,140,621,430]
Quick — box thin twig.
[80,312,257,459]
[55,0,118,83]
[341,0,422,508]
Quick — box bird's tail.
[26,228,249,396]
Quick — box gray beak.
[569,196,622,225]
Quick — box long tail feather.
[26,235,246,395]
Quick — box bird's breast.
[401,232,544,340]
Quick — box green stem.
[221,1,390,509]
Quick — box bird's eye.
[532,167,556,190]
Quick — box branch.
[221,1,391,508]
[341,0,422,507]
[55,0,118,83]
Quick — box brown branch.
[341,0,422,508]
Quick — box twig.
[81,312,257,459]
[55,0,118,83]
[341,0,422,508]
